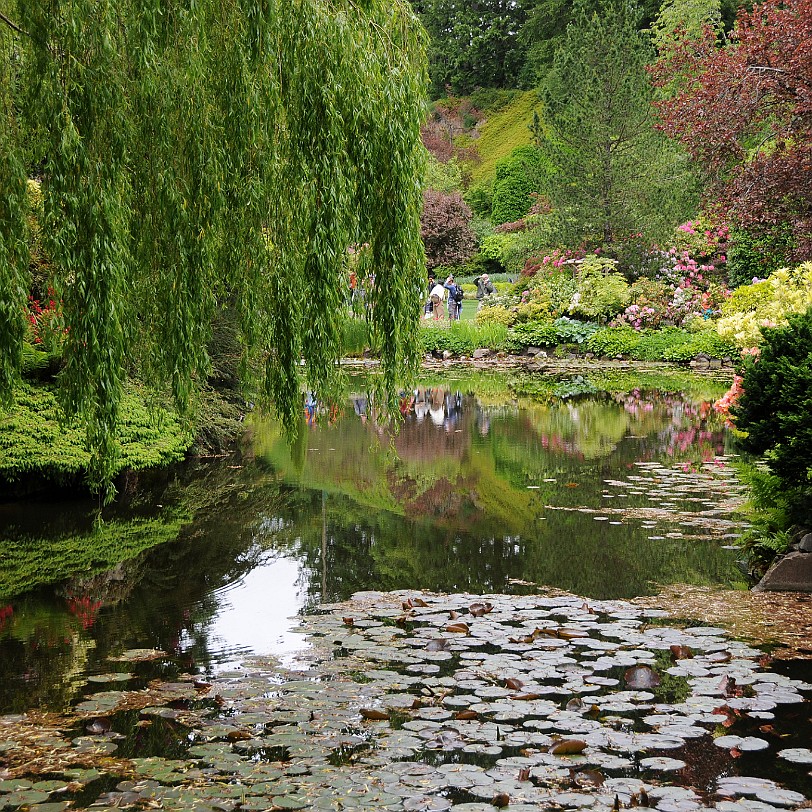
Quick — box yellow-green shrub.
[716,263,812,348]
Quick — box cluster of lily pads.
[2,590,810,812]
[579,459,746,543]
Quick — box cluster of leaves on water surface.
[1,591,811,810]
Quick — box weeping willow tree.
[0,0,428,488]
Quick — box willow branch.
[0,9,28,36]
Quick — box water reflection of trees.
[0,383,741,712]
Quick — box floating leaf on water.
[491,793,511,808]
[446,622,470,635]
[505,678,524,691]
[777,747,812,764]
[454,710,479,721]
[640,757,686,771]
[754,789,806,807]
[108,649,166,663]
[469,602,493,617]
[550,739,588,755]
[624,666,661,689]
[86,673,133,684]
[669,645,693,660]
[425,639,451,652]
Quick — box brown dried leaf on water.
[566,697,584,712]
[449,610,460,620]
[446,622,470,635]
[624,665,661,689]
[718,675,741,697]
[518,767,531,782]
[670,645,693,660]
[510,692,544,701]
[505,677,524,691]
[360,708,390,721]
[454,710,479,721]
[342,617,355,626]
[469,602,493,617]
[550,739,588,755]
[492,792,511,808]
[558,628,589,640]
[571,768,605,787]
[581,603,596,614]
[226,730,252,742]
[425,638,451,652]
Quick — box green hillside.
[468,90,541,185]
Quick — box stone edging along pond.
[1,590,811,812]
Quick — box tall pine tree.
[537,0,697,245]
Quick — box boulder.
[472,348,491,360]
[753,551,812,592]
[527,346,546,357]
[442,350,453,361]
[799,533,812,553]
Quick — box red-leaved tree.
[420,190,478,270]
[651,0,812,260]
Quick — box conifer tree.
[538,0,696,245]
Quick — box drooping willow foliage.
[0,0,427,488]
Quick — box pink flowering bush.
[611,279,671,330]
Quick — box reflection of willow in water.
[0,463,291,711]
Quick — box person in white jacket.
[430,280,446,320]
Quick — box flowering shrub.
[521,247,584,278]
[671,216,730,272]
[716,262,812,348]
[712,374,744,426]
[611,279,671,329]
[26,291,66,355]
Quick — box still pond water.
[0,369,749,715]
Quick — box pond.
[1,368,809,812]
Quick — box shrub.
[421,189,478,270]
[491,145,544,225]
[733,307,812,528]
[586,326,642,357]
[568,255,630,323]
[586,326,736,361]
[726,224,795,289]
[474,304,515,327]
[611,278,671,330]
[716,262,812,348]
[507,317,599,352]
[465,182,493,218]
[340,317,369,357]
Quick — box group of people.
[425,272,495,321]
